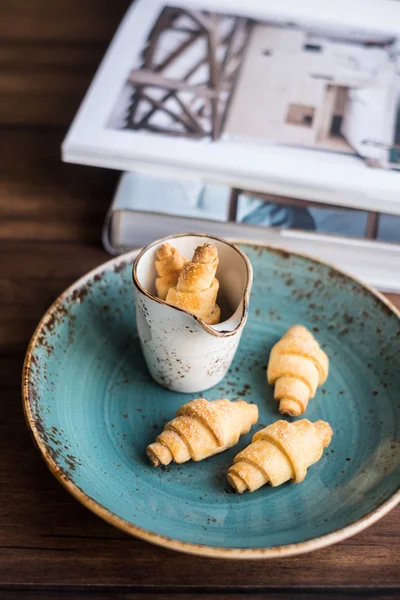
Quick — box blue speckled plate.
[23,242,400,558]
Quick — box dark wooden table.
[0,2,399,598]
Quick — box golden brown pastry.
[166,243,221,324]
[147,398,258,466]
[267,325,329,416]
[227,419,333,493]
[155,243,187,300]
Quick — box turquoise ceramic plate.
[23,242,400,558]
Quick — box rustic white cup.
[132,234,253,394]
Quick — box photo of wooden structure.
[126,7,252,140]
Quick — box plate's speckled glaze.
[23,243,400,558]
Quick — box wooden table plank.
[0,131,118,241]
[1,594,399,600]
[386,294,400,310]
[0,1,131,42]
[0,1,130,126]
[0,593,399,600]
[0,0,398,594]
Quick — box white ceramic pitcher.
[132,234,253,393]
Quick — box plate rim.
[22,239,400,559]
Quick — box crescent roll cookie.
[147,398,258,466]
[228,419,333,493]
[166,243,221,324]
[267,325,329,416]
[155,243,187,300]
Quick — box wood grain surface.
[0,1,399,598]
